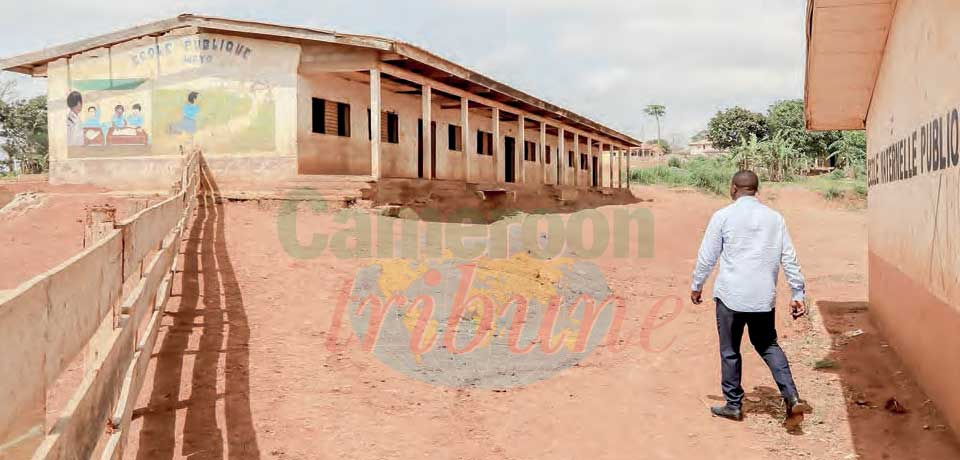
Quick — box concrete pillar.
[83,205,117,372]
[618,147,624,188]
[83,205,116,248]
[422,85,432,180]
[606,144,613,188]
[370,69,382,179]
[586,137,593,188]
[461,97,471,183]
[612,146,618,188]
[518,114,525,184]
[626,147,632,188]
[573,133,580,187]
[558,128,566,186]
[493,107,502,183]
[540,122,547,184]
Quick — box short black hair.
[132,104,142,111]
[732,170,760,192]
[67,91,82,109]
[187,91,199,103]
[114,104,124,111]
[87,106,96,112]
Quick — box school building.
[806,0,960,436]
[0,14,642,202]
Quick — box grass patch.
[813,359,839,370]
[853,183,868,199]
[630,157,737,196]
[632,157,869,201]
[799,173,868,201]
[821,186,844,200]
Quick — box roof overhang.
[804,0,897,131]
[0,14,641,146]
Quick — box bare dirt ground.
[7,181,956,459]
[0,178,160,289]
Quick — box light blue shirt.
[691,196,805,312]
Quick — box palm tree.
[644,104,666,143]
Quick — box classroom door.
[592,156,599,187]
[418,119,438,179]
[504,136,516,183]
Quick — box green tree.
[0,83,49,174]
[647,138,672,155]
[644,104,666,143]
[766,99,841,162]
[828,130,867,170]
[706,107,768,150]
[730,132,809,181]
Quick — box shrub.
[828,168,846,180]
[850,161,867,181]
[822,186,844,200]
[687,158,737,196]
[667,156,682,168]
[632,156,736,195]
[853,183,868,199]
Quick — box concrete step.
[218,190,361,203]
[281,188,365,199]
[288,174,375,184]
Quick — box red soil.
[122,185,959,459]
[0,180,160,289]
[6,180,956,459]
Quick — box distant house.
[633,142,663,158]
[688,139,726,157]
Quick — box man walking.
[690,171,812,423]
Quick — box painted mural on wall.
[66,85,151,151]
[152,82,276,154]
[65,33,282,157]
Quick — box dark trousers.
[716,299,799,408]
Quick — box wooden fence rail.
[0,149,201,460]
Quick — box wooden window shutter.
[324,102,339,135]
[381,111,390,141]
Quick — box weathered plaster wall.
[298,72,374,176]
[541,132,560,186]
[469,111,497,184]
[47,31,300,189]
[865,0,960,435]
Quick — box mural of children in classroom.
[65,90,149,147]
[111,105,126,128]
[66,91,84,146]
[126,104,144,128]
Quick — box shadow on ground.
[132,164,260,459]
[815,301,960,460]
[706,386,804,435]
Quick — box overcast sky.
[0,0,807,145]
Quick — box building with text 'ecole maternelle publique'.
[806,0,960,437]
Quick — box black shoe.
[711,405,743,421]
[784,396,812,429]
[785,396,813,417]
